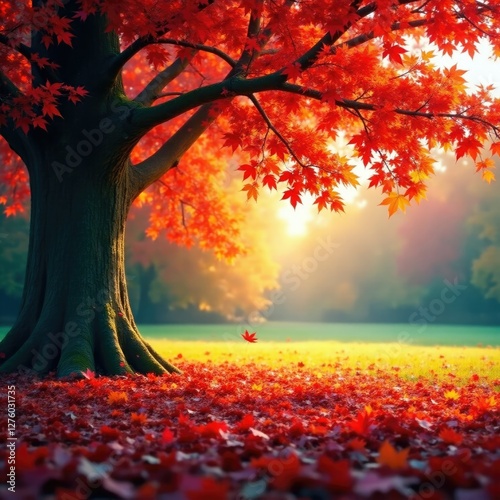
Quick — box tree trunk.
[0,150,180,378]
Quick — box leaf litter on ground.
[0,340,499,499]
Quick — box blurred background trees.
[1,156,499,326]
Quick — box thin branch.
[180,201,188,230]
[279,82,500,136]
[134,55,195,105]
[285,1,379,77]
[340,18,428,52]
[107,0,216,82]
[156,92,184,98]
[155,38,236,67]
[233,0,264,75]
[247,94,308,168]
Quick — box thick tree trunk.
[0,151,180,378]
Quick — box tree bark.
[0,150,180,377]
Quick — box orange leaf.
[107,391,128,404]
[482,169,496,184]
[131,412,147,424]
[347,437,366,451]
[438,427,463,445]
[377,440,409,470]
[241,183,259,201]
[379,192,410,217]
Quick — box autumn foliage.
[1,0,499,230]
[2,1,500,378]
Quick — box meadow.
[1,322,499,499]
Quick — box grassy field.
[1,322,499,383]
[1,321,499,345]
[134,321,500,345]
[153,339,500,384]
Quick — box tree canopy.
[1,0,500,377]
[1,0,499,240]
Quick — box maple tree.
[1,0,500,377]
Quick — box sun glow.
[277,200,314,236]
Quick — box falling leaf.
[241,330,258,343]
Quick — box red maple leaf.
[382,43,407,64]
[80,368,95,379]
[241,330,258,343]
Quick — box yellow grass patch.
[149,340,500,385]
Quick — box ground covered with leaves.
[1,341,499,499]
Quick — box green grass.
[1,321,499,345]
[134,321,499,346]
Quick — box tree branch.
[134,54,197,106]
[0,69,22,100]
[130,103,218,197]
[278,82,500,137]
[339,18,428,52]
[106,0,216,83]
[130,73,284,132]
[232,0,264,75]
[133,37,237,107]
[247,94,309,168]
[0,34,32,62]
[130,0,291,134]
[129,0,279,196]
[155,38,236,67]
[286,1,378,77]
